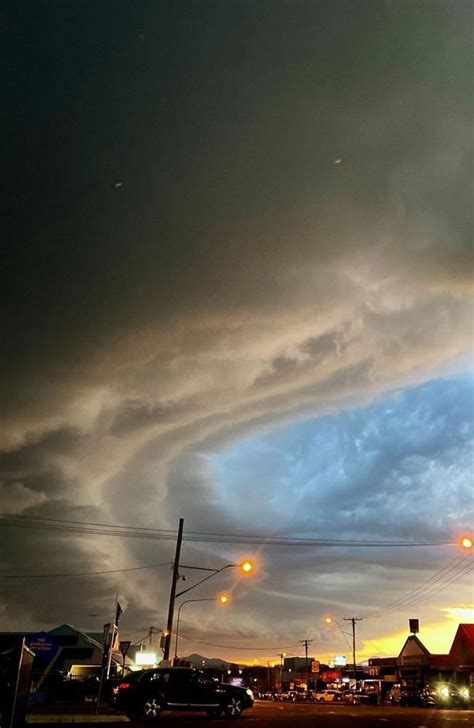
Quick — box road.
[29,700,474,727]
[129,701,473,727]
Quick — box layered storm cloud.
[1,0,472,657]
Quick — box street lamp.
[174,594,230,659]
[460,536,473,549]
[176,560,254,599]
[162,516,255,661]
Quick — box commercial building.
[368,623,474,689]
[0,623,131,685]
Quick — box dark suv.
[113,667,254,719]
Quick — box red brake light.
[118,682,131,689]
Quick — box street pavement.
[27,700,474,727]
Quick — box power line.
[0,513,177,533]
[374,555,464,610]
[119,628,150,639]
[0,561,173,579]
[178,634,300,651]
[391,562,473,611]
[0,515,456,548]
[365,555,472,619]
[357,626,388,656]
[326,620,353,651]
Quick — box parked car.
[314,689,342,703]
[113,667,254,719]
[256,690,276,700]
[389,685,422,707]
[287,688,309,702]
[340,689,360,703]
[420,682,470,709]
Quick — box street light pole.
[162,518,252,663]
[175,560,253,599]
[174,598,214,659]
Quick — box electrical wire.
[366,555,472,619]
[357,627,388,656]
[119,628,150,639]
[374,554,463,610]
[0,514,456,547]
[325,619,353,651]
[390,562,472,611]
[0,562,173,579]
[178,634,300,651]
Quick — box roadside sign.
[409,619,419,634]
[26,632,57,662]
[119,640,131,658]
[311,660,320,673]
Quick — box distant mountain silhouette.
[184,653,233,668]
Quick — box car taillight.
[118,683,131,690]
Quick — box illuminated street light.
[164,524,256,662]
[461,536,473,549]
[174,595,230,659]
[176,559,255,599]
[325,616,333,625]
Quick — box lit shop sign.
[135,652,158,666]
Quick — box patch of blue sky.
[210,373,473,538]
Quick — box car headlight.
[440,687,449,698]
[246,689,254,698]
[460,688,469,699]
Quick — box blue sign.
[26,631,57,661]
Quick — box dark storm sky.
[1,1,472,660]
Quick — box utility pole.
[344,617,362,686]
[275,653,286,693]
[298,639,313,685]
[148,626,159,648]
[163,518,184,662]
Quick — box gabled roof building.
[368,623,474,688]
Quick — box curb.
[27,716,130,724]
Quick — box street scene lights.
[174,594,230,659]
[460,536,472,549]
